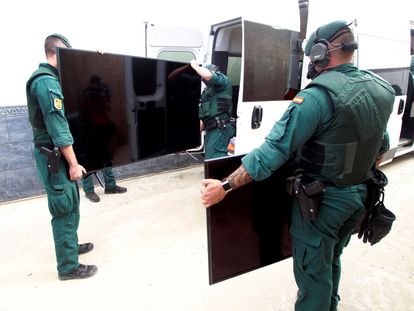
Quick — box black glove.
[358,201,396,245]
[357,212,371,243]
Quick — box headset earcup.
[310,40,330,68]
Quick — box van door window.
[227,56,242,85]
[243,21,299,102]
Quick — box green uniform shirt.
[27,63,74,147]
[199,71,233,123]
[204,71,231,95]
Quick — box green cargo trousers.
[204,125,235,159]
[290,183,367,311]
[82,167,116,193]
[34,147,80,275]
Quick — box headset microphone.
[341,41,358,51]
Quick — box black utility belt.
[204,117,234,132]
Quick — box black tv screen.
[58,48,201,172]
[205,154,293,284]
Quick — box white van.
[148,0,414,165]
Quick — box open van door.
[147,26,205,156]
[205,8,304,156]
[204,3,305,284]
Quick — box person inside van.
[200,20,394,310]
[190,60,235,159]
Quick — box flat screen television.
[204,154,293,284]
[58,48,201,173]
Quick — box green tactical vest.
[26,65,58,131]
[300,70,395,186]
[199,73,233,124]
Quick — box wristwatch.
[221,180,233,193]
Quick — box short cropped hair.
[44,36,61,56]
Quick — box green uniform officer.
[200,20,395,311]
[190,60,235,159]
[26,34,97,280]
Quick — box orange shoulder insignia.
[292,96,304,104]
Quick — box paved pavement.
[0,154,413,311]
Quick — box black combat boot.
[104,185,127,194]
[58,264,98,281]
[85,191,100,202]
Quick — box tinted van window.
[243,21,296,102]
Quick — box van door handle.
[251,105,263,129]
[397,98,404,115]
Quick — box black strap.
[204,119,233,131]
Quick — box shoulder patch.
[54,98,63,110]
[292,96,304,104]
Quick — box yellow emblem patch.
[293,96,304,104]
[54,98,63,110]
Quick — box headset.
[310,27,358,68]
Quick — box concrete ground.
[0,153,413,311]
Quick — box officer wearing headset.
[190,60,234,159]
[26,34,97,280]
[201,20,395,310]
